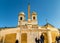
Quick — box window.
[33,16,35,20]
[20,17,22,20]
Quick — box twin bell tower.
[18,4,38,26]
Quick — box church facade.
[0,4,59,43]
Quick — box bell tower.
[18,12,25,26]
[32,11,37,20]
[32,11,38,25]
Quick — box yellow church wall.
[4,33,16,43]
[51,31,58,43]
[0,27,59,43]
[43,32,48,43]
[0,35,2,41]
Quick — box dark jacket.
[40,34,44,41]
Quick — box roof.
[32,11,37,15]
[44,23,54,27]
[19,12,25,15]
[41,23,54,28]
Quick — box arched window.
[20,17,22,20]
[33,16,35,20]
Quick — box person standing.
[56,36,59,43]
[35,37,38,43]
[40,33,44,43]
[59,36,60,43]
[37,38,40,43]
[58,36,60,43]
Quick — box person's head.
[16,40,18,43]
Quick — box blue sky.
[0,0,60,28]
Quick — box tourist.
[40,33,44,43]
[56,36,59,43]
[35,37,38,43]
[37,38,40,43]
[58,36,60,43]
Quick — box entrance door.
[21,33,27,43]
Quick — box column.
[19,28,22,43]
[19,33,21,43]
[47,31,52,43]
[3,35,5,43]
[27,32,31,43]
[16,32,20,40]
[16,32,19,42]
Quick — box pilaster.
[47,30,52,43]
[3,35,5,43]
